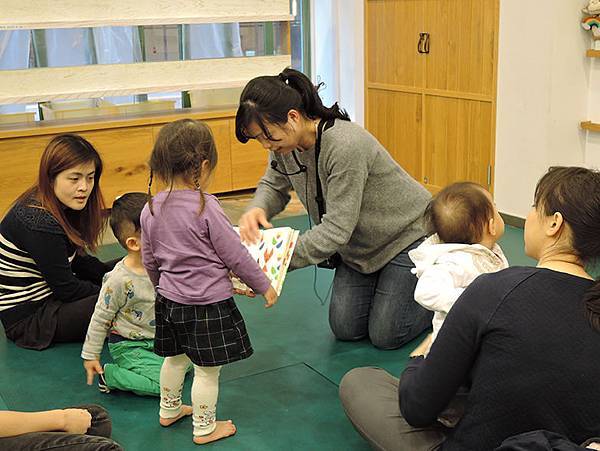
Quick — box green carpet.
[0,216,532,450]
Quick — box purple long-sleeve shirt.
[140,190,271,305]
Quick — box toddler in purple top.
[140,119,278,445]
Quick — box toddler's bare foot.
[159,405,193,427]
[193,420,236,445]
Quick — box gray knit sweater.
[249,119,431,274]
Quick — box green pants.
[104,339,163,397]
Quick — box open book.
[232,227,299,296]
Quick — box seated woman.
[0,134,111,350]
[339,166,600,450]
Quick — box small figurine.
[582,1,600,50]
[583,0,600,15]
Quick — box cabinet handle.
[418,32,430,54]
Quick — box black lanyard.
[314,118,334,220]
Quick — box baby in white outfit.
[409,182,509,356]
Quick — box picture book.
[232,227,299,296]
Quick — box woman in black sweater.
[0,134,110,350]
[339,166,600,450]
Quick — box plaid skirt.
[154,295,253,366]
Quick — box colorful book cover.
[232,227,299,296]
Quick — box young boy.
[81,192,161,396]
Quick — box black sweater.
[400,267,600,450]
[0,202,108,327]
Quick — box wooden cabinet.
[365,0,499,193]
[0,109,268,214]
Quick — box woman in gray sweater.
[235,68,432,349]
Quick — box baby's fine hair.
[110,192,148,248]
[147,119,218,215]
[424,182,493,244]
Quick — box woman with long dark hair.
[236,68,432,349]
[340,167,600,450]
[0,134,111,350]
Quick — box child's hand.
[410,333,432,357]
[83,359,103,385]
[262,286,278,308]
[233,287,256,298]
[61,408,92,434]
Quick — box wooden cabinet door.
[230,120,268,191]
[151,119,233,195]
[81,127,155,205]
[366,0,427,183]
[423,96,493,192]
[424,0,498,96]
[203,119,232,194]
[0,135,53,215]
[366,0,426,89]
[365,0,498,193]
[366,89,422,181]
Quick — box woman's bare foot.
[159,405,193,427]
[193,420,237,445]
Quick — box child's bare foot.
[159,405,193,427]
[193,420,236,445]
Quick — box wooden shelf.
[581,121,600,132]
[586,49,600,57]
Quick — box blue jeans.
[329,239,432,349]
[0,404,123,450]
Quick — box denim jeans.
[329,239,432,349]
[0,404,123,450]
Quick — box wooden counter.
[0,107,268,214]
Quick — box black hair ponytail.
[235,68,349,143]
[279,68,350,122]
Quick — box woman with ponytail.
[340,166,600,450]
[236,68,432,349]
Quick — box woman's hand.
[61,408,92,434]
[410,333,432,357]
[83,359,103,385]
[262,286,279,308]
[239,208,272,244]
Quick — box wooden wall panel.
[367,88,422,181]
[0,136,53,215]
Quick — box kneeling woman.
[0,134,111,350]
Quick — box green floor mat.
[0,214,532,450]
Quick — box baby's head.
[424,182,504,247]
[110,192,148,254]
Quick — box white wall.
[310,0,364,125]
[495,0,593,218]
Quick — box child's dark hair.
[147,119,217,215]
[533,166,600,332]
[424,182,494,245]
[235,67,351,143]
[110,192,148,248]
